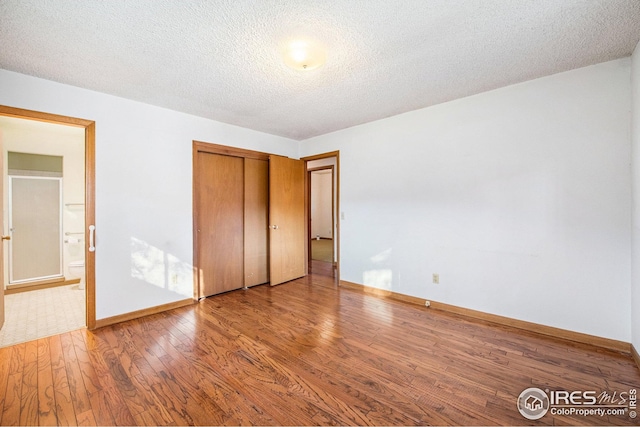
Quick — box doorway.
[0,106,96,343]
[304,152,339,280]
[309,167,334,261]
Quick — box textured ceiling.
[1,0,640,140]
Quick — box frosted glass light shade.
[283,40,326,71]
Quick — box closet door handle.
[270,225,279,230]
[89,225,96,252]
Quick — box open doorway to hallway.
[305,153,339,280]
[0,115,88,347]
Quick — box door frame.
[0,105,97,329]
[307,165,335,256]
[302,151,340,280]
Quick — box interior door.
[0,130,4,330]
[269,155,306,286]
[197,152,244,297]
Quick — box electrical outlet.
[171,274,178,285]
[432,273,439,284]
[425,301,431,307]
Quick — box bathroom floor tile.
[0,284,85,348]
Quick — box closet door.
[244,158,269,287]
[197,152,244,297]
[269,155,306,286]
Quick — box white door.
[0,129,4,330]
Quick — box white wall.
[0,117,85,285]
[631,42,640,352]
[301,59,632,342]
[1,58,633,342]
[0,69,298,320]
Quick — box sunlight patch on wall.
[362,247,395,324]
[130,237,192,296]
[363,269,393,291]
[362,268,394,324]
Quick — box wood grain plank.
[90,327,172,423]
[60,332,91,416]
[49,335,68,391]
[172,312,315,425]
[98,325,141,379]
[113,319,196,426]
[142,318,266,425]
[162,314,280,425]
[195,304,418,425]
[36,339,58,426]
[127,373,175,426]
[75,409,97,426]
[78,331,137,425]
[53,385,78,427]
[0,272,638,426]
[0,347,13,425]
[48,334,79,425]
[47,335,77,426]
[143,370,196,426]
[19,340,38,426]
[86,390,115,426]
[70,330,102,395]
[1,344,25,426]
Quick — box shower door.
[9,176,63,284]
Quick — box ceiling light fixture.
[283,40,326,71]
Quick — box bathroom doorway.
[0,115,88,347]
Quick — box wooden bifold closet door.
[194,144,305,299]
[244,158,269,287]
[197,152,245,297]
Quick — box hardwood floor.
[309,259,335,278]
[0,273,638,426]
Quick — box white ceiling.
[1,0,639,141]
